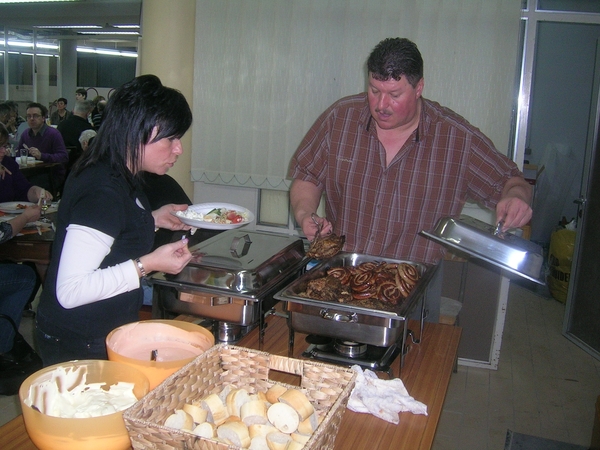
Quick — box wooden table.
[0,313,461,450]
[0,213,55,281]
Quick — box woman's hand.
[152,203,191,231]
[140,238,192,275]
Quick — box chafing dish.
[274,252,441,373]
[420,215,545,285]
[150,230,308,345]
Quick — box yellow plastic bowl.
[106,319,214,390]
[19,359,150,450]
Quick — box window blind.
[191,0,521,190]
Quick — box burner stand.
[301,335,402,378]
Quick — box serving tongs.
[311,212,323,241]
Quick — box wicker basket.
[123,344,357,450]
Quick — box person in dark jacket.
[57,100,94,172]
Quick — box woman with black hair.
[36,75,194,365]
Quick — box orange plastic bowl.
[106,319,214,390]
[19,359,149,450]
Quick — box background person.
[0,123,51,204]
[49,98,71,125]
[36,74,194,366]
[74,88,87,102]
[0,206,42,358]
[78,129,96,152]
[17,102,68,195]
[289,37,532,265]
[57,100,94,172]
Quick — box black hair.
[57,97,68,105]
[367,38,424,88]
[26,102,48,118]
[73,74,192,179]
[75,88,87,99]
[0,122,8,141]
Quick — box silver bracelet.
[135,258,146,277]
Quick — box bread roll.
[201,393,228,426]
[291,432,310,444]
[241,399,268,426]
[182,403,208,424]
[248,423,278,439]
[164,409,194,431]
[278,389,314,422]
[192,422,215,439]
[217,421,251,448]
[218,384,234,403]
[265,431,292,450]
[265,384,287,404]
[226,388,250,417]
[297,411,319,435]
[267,402,299,434]
[249,435,270,450]
[286,441,305,450]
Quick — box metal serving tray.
[153,230,307,298]
[420,215,545,285]
[274,252,437,320]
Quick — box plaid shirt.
[289,94,523,264]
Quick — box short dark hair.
[75,88,87,99]
[367,38,423,88]
[0,122,8,141]
[57,97,68,104]
[5,100,19,112]
[74,74,193,178]
[27,102,48,118]
[0,102,11,118]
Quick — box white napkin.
[347,365,428,424]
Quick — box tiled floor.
[433,283,600,450]
[1,283,599,450]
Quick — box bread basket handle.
[268,354,304,376]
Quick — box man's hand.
[28,146,42,160]
[496,176,533,230]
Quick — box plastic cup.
[19,148,28,167]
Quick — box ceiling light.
[0,0,79,3]
[78,31,139,35]
[36,43,59,49]
[6,40,33,48]
[76,46,137,58]
[113,25,140,29]
[35,25,102,29]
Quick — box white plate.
[0,201,36,214]
[173,202,255,230]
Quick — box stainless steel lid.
[420,215,545,285]
[156,230,306,296]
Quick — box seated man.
[57,100,94,171]
[17,102,69,195]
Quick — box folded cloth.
[347,365,428,424]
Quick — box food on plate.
[299,261,421,309]
[163,383,319,449]
[305,232,345,259]
[176,207,249,225]
[16,203,28,209]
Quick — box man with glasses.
[17,102,68,195]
